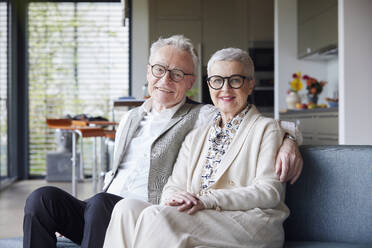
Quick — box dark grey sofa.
[284,145,372,248]
[1,145,371,248]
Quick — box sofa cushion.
[285,146,372,244]
[0,237,22,248]
[0,237,80,248]
[56,237,80,248]
[285,241,372,248]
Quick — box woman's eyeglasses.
[207,74,250,90]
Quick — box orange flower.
[305,75,326,96]
[310,88,317,95]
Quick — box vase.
[308,94,318,104]
[286,92,301,110]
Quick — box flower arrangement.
[302,74,326,104]
[303,75,326,96]
[289,72,303,93]
[285,72,303,109]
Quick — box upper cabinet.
[297,0,338,59]
[149,0,274,66]
[149,0,203,50]
[202,0,248,64]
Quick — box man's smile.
[155,87,174,93]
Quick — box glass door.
[0,1,9,187]
[28,2,129,176]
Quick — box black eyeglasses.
[207,74,250,90]
[150,64,193,82]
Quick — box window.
[0,1,8,180]
[28,2,130,175]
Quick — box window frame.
[0,0,16,189]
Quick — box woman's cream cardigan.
[158,105,290,247]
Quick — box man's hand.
[275,138,303,184]
[165,191,205,214]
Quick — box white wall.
[339,0,372,145]
[275,0,329,119]
[326,58,339,99]
[131,0,149,99]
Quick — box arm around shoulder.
[279,120,303,145]
[276,120,304,184]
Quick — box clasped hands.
[165,191,205,215]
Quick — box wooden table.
[113,99,145,108]
[46,119,117,196]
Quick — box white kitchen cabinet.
[280,109,338,145]
[297,0,337,24]
[297,0,338,58]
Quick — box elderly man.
[23,35,302,248]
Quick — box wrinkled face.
[147,45,195,111]
[208,61,254,121]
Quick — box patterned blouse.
[200,105,251,192]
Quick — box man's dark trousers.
[23,186,123,248]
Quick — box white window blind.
[28,2,129,175]
[0,1,8,178]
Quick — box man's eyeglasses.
[150,64,193,82]
[207,74,250,90]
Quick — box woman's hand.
[165,191,205,215]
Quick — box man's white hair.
[149,35,198,73]
[207,48,254,79]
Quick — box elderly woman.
[103,48,289,248]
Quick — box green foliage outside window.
[28,2,129,175]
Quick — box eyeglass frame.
[149,64,194,82]
[207,74,252,90]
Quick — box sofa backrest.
[284,145,372,244]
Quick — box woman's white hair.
[207,48,254,79]
[149,35,198,72]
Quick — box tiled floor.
[0,179,94,239]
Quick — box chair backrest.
[284,145,372,244]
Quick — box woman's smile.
[219,96,236,102]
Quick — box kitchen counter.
[280,107,338,114]
[280,108,338,145]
